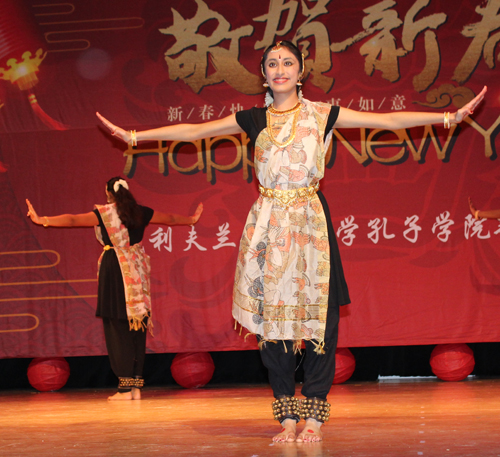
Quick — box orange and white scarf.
[95,203,152,334]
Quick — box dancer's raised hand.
[96,112,132,144]
[191,203,204,225]
[26,199,42,225]
[455,86,487,123]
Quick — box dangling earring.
[263,79,273,107]
[297,79,304,101]
[265,91,274,107]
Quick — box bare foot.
[273,418,297,442]
[296,418,323,442]
[131,387,141,400]
[107,391,133,401]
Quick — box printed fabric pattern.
[95,204,152,333]
[232,99,333,350]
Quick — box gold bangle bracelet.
[130,130,137,147]
[43,216,49,227]
[444,112,450,129]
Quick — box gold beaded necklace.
[266,102,302,148]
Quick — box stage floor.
[1,379,500,456]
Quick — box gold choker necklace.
[266,102,302,148]
[267,102,302,117]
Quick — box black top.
[94,205,154,319]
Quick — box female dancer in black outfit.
[27,176,202,400]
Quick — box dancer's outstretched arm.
[468,197,500,220]
[97,86,486,143]
[26,199,98,227]
[96,112,243,145]
[336,86,487,129]
[151,203,203,226]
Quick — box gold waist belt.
[103,244,139,251]
[258,183,320,208]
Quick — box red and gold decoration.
[0,0,66,130]
[1,0,499,360]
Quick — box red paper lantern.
[0,0,67,130]
[430,343,475,382]
[27,357,70,392]
[333,347,356,384]
[171,352,215,389]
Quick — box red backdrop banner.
[1,0,499,358]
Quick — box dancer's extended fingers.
[468,197,477,215]
[469,85,487,113]
[26,199,34,215]
[25,199,39,222]
[96,113,131,143]
[96,112,118,133]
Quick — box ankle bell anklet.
[272,396,300,423]
[300,397,330,423]
[118,377,144,389]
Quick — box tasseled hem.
[293,340,303,354]
[234,320,325,354]
[311,339,326,354]
[129,313,154,337]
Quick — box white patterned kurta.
[232,99,335,346]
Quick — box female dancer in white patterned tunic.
[97,41,486,441]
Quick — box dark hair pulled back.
[106,177,142,229]
[260,40,304,99]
